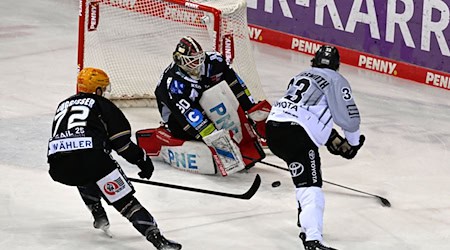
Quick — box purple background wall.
[247,0,450,73]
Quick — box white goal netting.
[78,0,265,106]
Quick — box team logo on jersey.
[185,108,204,127]
[103,177,126,195]
[289,162,304,177]
[170,80,185,94]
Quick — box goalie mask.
[77,67,110,96]
[311,45,340,71]
[173,36,205,80]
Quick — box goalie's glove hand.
[136,154,154,179]
[247,100,271,139]
[326,129,365,159]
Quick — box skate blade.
[159,246,181,250]
[102,227,113,238]
[98,224,113,238]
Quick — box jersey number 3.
[285,78,311,103]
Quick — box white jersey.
[267,67,361,146]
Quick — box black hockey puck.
[271,181,281,188]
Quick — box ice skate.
[303,240,337,250]
[146,228,182,250]
[88,202,112,238]
[94,218,112,238]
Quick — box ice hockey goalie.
[137,81,270,176]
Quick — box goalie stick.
[243,156,391,207]
[128,174,261,200]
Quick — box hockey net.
[78,0,265,107]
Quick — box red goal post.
[77,0,265,107]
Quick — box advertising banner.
[247,0,450,90]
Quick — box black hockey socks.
[113,196,181,249]
[113,197,157,236]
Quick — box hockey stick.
[128,174,261,200]
[244,156,391,207]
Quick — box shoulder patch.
[170,80,185,94]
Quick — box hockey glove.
[341,135,365,159]
[136,154,154,179]
[247,100,272,139]
[326,129,365,159]
[325,129,344,156]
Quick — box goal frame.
[76,0,264,106]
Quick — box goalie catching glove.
[247,100,272,139]
[326,129,365,159]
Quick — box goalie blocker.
[136,81,265,176]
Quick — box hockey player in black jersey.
[266,45,365,250]
[47,67,181,250]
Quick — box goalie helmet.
[173,36,205,80]
[77,67,110,95]
[311,45,340,71]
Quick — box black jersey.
[47,93,142,164]
[155,51,255,139]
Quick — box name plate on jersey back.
[48,137,93,155]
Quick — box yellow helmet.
[77,67,110,94]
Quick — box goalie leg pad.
[199,81,265,168]
[136,127,217,175]
[203,129,245,176]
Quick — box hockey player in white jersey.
[265,45,365,250]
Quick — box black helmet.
[173,36,205,79]
[311,45,340,70]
